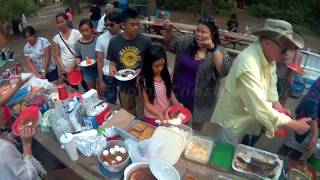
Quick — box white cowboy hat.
[252,19,304,49]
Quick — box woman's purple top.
[174,53,202,108]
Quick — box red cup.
[57,84,68,100]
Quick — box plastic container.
[124,162,150,180]
[162,124,192,149]
[125,119,156,141]
[232,144,283,180]
[210,141,234,170]
[67,70,82,86]
[182,168,213,180]
[98,140,130,173]
[152,126,185,165]
[184,135,214,164]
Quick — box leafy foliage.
[0,0,36,25]
[247,0,320,33]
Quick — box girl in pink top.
[140,45,180,126]
[65,8,73,29]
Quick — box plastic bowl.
[67,70,82,86]
[124,162,149,180]
[98,140,130,173]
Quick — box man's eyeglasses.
[104,22,115,27]
[270,39,289,54]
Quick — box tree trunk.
[147,0,157,17]
[71,0,81,15]
[0,24,6,45]
[12,21,20,35]
[201,0,213,16]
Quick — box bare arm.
[142,88,164,120]
[109,61,117,76]
[212,51,224,75]
[24,56,40,76]
[52,43,65,73]
[0,77,31,106]
[43,46,51,72]
[96,51,105,81]
[170,91,179,105]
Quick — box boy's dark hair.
[141,45,172,103]
[112,1,119,8]
[105,12,120,24]
[56,13,68,21]
[120,8,138,23]
[79,18,93,29]
[22,26,36,38]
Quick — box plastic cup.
[59,133,79,161]
[57,84,68,100]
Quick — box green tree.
[0,0,36,35]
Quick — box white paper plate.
[79,59,96,67]
[114,69,138,81]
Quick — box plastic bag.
[76,135,107,156]
[125,138,162,163]
[49,107,72,139]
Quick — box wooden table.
[34,128,257,180]
[33,104,256,180]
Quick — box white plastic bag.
[76,135,107,157]
[125,138,162,163]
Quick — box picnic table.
[140,20,257,55]
[33,104,255,180]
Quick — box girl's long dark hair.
[141,45,172,103]
[188,16,221,57]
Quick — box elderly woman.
[23,26,58,82]
[164,16,231,131]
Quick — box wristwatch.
[207,46,217,52]
[41,69,46,74]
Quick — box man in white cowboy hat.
[211,19,311,146]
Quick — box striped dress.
[144,79,171,119]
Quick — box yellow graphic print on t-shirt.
[119,46,141,69]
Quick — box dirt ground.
[1,3,320,58]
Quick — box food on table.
[13,104,22,114]
[100,145,128,166]
[129,167,156,180]
[288,164,314,180]
[184,135,214,164]
[0,83,11,94]
[184,176,196,180]
[121,70,135,78]
[234,151,279,178]
[24,94,46,106]
[86,57,91,65]
[127,122,155,141]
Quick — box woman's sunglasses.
[104,22,115,27]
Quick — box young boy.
[278,77,320,160]
[107,8,151,119]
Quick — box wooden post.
[201,0,213,16]
[147,0,157,17]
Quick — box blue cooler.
[290,75,305,98]
[118,0,128,10]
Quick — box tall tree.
[147,0,157,17]
[201,0,212,16]
[65,0,81,14]
[0,0,35,35]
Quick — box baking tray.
[184,135,214,164]
[124,119,156,141]
[232,144,283,180]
